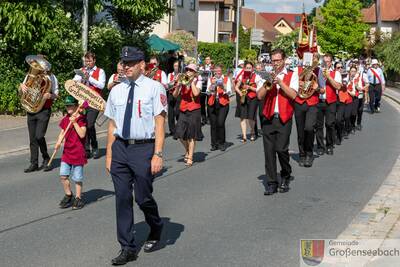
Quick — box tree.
[375,33,400,74]
[271,30,299,57]
[314,0,369,55]
[165,30,197,56]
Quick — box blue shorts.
[60,162,84,182]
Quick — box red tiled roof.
[241,8,279,42]
[362,0,400,23]
[259,12,303,29]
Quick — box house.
[197,0,238,43]
[259,12,303,35]
[362,0,400,39]
[241,7,278,44]
[152,0,199,38]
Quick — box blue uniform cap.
[121,46,145,62]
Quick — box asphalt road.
[0,99,399,267]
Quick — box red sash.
[370,68,382,84]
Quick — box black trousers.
[207,102,229,146]
[110,139,163,252]
[167,92,179,135]
[85,107,99,151]
[27,108,51,165]
[200,89,207,122]
[369,84,382,112]
[356,97,365,126]
[294,102,317,158]
[316,101,336,149]
[262,117,292,184]
[350,97,359,129]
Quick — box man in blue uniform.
[105,46,167,265]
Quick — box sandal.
[250,135,256,142]
[185,158,193,167]
[183,153,189,163]
[240,136,247,143]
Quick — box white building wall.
[198,3,219,43]
[152,0,199,38]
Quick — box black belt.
[319,99,326,103]
[117,137,155,145]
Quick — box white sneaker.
[377,107,381,112]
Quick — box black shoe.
[210,145,218,151]
[72,197,85,210]
[24,164,39,173]
[351,129,356,135]
[356,125,362,131]
[279,178,290,193]
[264,183,278,195]
[326,148,334,155]
[111,250,137,265]
[317,148,325,156]
[219,143,227,152]
[298,157,306,167]
[343,134,349,139]
[41,159,52,172]
[59,194,74,209]
[92,148,100,159]
[304,156,313,168]
[336,138,341,146]
[86,150,92,159]
[144,224,163,253]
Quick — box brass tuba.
[298,56,320,99]
[20,55,52,113]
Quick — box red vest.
[240,73,257,99]
[207,76,230,106]
[43,74,54,109]
[82,67,102,95]
[325,70,338,104]
[153,69,162,82]
[295,67,319,106]
[179,80,201,112]
[262,71,294,124]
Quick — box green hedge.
[198,42,235,70]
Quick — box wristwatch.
[154,151,163,159]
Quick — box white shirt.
[73,66,106,90]
[367,67,385,85]
[104,74,167,140]
[206,75,232,94]
[317,67,342,100]
[159,70,168,87]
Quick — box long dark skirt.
[174,109,204,141]
[235,96,258,120]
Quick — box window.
[218,33,230,43]
[277,22,285,28]
[177,0,183,7]
[295,16,301,23]
[223,8,230,21]
[190,0,195,11]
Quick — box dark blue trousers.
[110,139,163,252]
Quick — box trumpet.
[145,64,158,79]
[177,72,196,86]
[261,71,277,91]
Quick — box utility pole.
[82,0,89,53]
[375,0,382,42]
[235,0,241,68]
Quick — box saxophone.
[20,55,52,113]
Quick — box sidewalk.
[0,112,108,158]
[338,89,400,264]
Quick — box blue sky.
[244,0,323,13]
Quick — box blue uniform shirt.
[104,74,167,140]
[367,67,385,85]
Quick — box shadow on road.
[134,217,185,252]
[83,189,114,205]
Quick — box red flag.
[297,13,310,59]
[309,25,318,53]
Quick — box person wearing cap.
[367,59,385,113]
[105,46,167,265]
[19,54,59,173]
[73,51,106,159]
[172,63,203,167]
[55,95,87,210]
